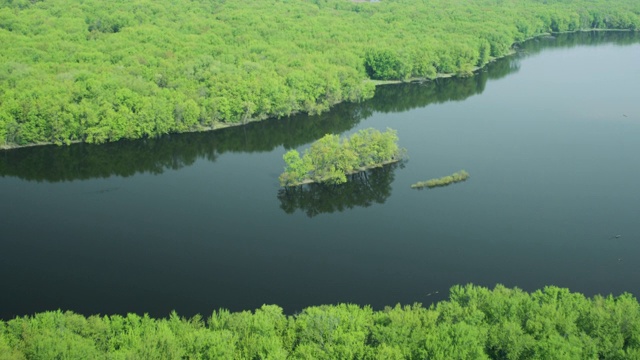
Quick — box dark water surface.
[2,32,640,319]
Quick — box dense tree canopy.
[2,285,640,359]
[0,0,638,147]
[279,128,402,186]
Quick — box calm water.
[1,32,640,319]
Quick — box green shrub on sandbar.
[2,285,640,359]
[412,170,469,189]
[279,128,404,186]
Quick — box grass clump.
[411,170,469,189]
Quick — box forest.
[279,128,402,186]
[2,285,640,359]
[0,0,639,147]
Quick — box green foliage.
[305,133,352,185]
[365,49,413,80]
[2,285,640,359]
[279,150,312,186]
[293,304,373,359]
[279,128,402,186]
[0,0,638,147]
[412,170,470,189]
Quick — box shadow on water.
[0,68,513,182]
[278,163,400,217]
[517,30,640,56]
[0,31,637,183]
[369,54,520,114]
[0,103,369,182]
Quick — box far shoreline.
[1,29,636,152]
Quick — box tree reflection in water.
[278,163,401,217]
[5,30,633,183]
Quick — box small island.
[279,128,404,187]
[411,170,469,189]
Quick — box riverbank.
[1,28,637,152]
[2,285,639,359]
[0,118,264,151]
[371,29,636,86]
[0,100,338,151]
[0,45,524,152]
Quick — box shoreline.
[0,118,264,151]
[1,29,636,152]
[370,29,636,86]
[282,158,401,187]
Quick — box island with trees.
[2,284,640,359]
[0,0,639,148]
[279,128,404,187]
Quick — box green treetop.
[1,0,639,147]
[279,128,402,186]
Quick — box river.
[1,31,639,319]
